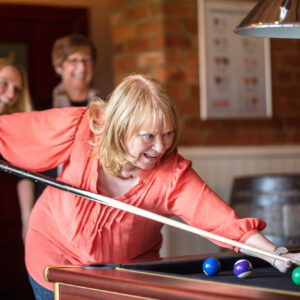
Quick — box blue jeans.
[29,275,54,300]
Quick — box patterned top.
[52,82,100,108]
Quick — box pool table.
[45,252,300,300]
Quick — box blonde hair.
[0,57,33,114]
[89,74,179,178]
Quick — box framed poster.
[198,0,272,120]
[0,43,28,69]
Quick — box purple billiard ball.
[233,259,252,278]
[202,257,221,276]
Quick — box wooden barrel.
[230,174,300,247]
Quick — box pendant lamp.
[234,0,300,38]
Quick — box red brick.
[114,56,137,72]
[111,0,135,11]
[279,56,300,68]
[186,51,199,66]
[163,1,196,17]
[275,71,293,83]
[111,0,300,147]
[137,21,164,36]
[185,69,198,84]
[127,36,165,52]
[110,12,122,26]
[165,49,184,64]
[284,117,300,128]
[184,18,198,33]
[176,97,199,115]
[137,52,165,68]
[113,24,136,42]
[165,36,190,48]
[164,19,184,34]
[165,68,185,81]
[166,81,187,99]
[151,67,167,82]
[123,6,150,22]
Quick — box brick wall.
[111,0,300,146]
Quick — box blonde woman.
[0,57,34,241]
[0,57,32,114]
[0,74,299,299]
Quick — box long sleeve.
[0,107,87,172]
[161,152,266,250]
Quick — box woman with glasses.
[34,34,102,198]
[37,33,100,110]
[18,35,101,243]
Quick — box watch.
[273,246,289,255]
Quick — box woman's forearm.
[17,179,35,241]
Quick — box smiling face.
[56,49,94,92]
[125,127,175,173]
[0,65,22,114]
[94,74,179,179]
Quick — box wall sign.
[198,0,272,120]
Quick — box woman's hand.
[242,232,300,273]
[273,253,300,273]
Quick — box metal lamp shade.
[234,0,300,38]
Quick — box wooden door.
[0,3,89,105]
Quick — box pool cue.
[0,160,299,266]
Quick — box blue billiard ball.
[233,259,252,278]
[202,257,221,276]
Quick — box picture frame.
[0,43,28,69]
[197,0,272,120]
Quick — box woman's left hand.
[273,253,300,273]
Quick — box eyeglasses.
[65,57,93,66]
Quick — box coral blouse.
[0,107,266,290]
